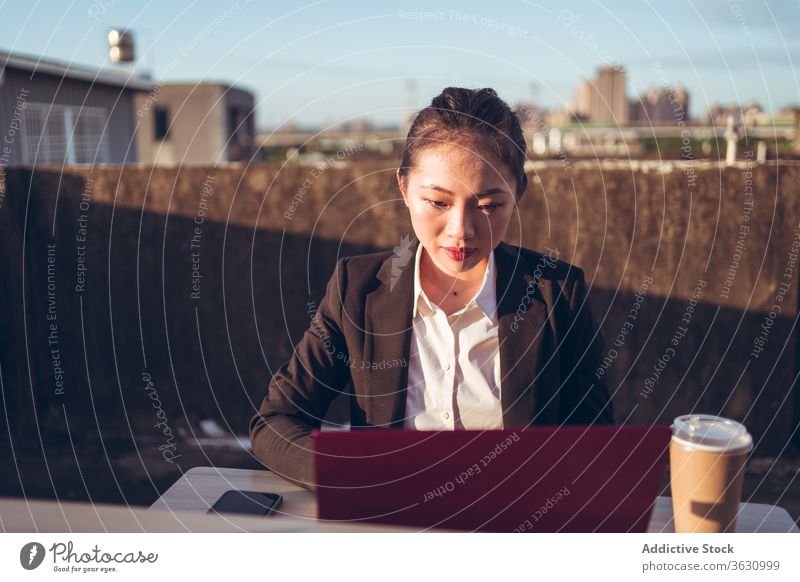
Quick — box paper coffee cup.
[669,415,753,533]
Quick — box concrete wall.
[1,159,798,457]
[135,84,226,165]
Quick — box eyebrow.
[419,183,507,199]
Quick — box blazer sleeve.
[249,257,351,492]
[557,267,615,425]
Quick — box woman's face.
[397,143,520,280]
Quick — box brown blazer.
[249,240,614,491]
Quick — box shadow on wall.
[0,169,375,458]
[0,164,798,505]
[589,285,797,457]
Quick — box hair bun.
[400,87,528,196]
[399,86,528,197]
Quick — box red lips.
[443,247,476,261]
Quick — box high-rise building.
[574,80,593,119]
[629,86,690,125]
[588,66,628,125]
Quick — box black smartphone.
[208,490,283,517]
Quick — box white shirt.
[403,243,503,430]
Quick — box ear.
[514,174,528,208]
[518,173,528,198]
[513,190,525,211]
[396,168,409,207]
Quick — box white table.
[0,496,406,533]
[149,466,800,533]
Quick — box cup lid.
[672,414,753,452]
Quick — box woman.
[250,87,614,492]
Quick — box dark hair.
[398,87,528,197]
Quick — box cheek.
[494,205,515,221]
[481,209,513,234]
[407,204,440,234]
[480,209,508,224]
[410,202,439,222]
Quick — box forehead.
[409,144,513,192]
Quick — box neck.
[420,247,488,294]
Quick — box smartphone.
[208,490,283,517]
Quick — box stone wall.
[1,158,798,456]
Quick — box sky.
[2,0,799,130]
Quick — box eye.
[478,204,501,213]
[426,199,448,210]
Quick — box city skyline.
[1,0,798,129]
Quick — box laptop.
[313,425,671,532]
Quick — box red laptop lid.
[313,425,670,532]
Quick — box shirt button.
[444,362,451,370]
[443,412,450,420]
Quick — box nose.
[444,204,475,242]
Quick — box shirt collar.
[412,242,497,323]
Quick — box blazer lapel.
[494,242,558,427]
[362,239,557,429]
[362,239,417,428]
